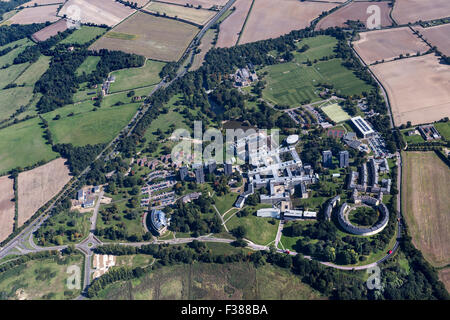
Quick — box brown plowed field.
[162,0,228,8]
[414,24,450,57]
[32,19,68,42]
[371,54,450,126]
[7,4,60,24]
[315,1,393,30]
[17,158,71,227]
[0,175,15,243]
[239,0,338,44]
[392,0,450,25]
[216,0,253,48]
[402,151,450,269]
[353,27,429,65]
[20,0,64,7]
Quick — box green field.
[14,55,51,86]
[435,122,450,141]
[262,35,373,106]
[214,192,239,215]
[321,103,351,123]
[105,32,138,40]
[93,262,323,300]
[0,117,59,174]
[75,56,100,76]
[0,38,32,68]
[0,62,29,89]
[0,86,34,121]
[109,59,165,93]
[44,103,140,146]
[226,214,278,246]
[61,26,107,44]
[0,254,83,300]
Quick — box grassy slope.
[226,214,278,246]
[60,26,107,45]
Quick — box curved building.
[148,209,168,235]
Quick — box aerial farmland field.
[414,24,450,57]
[392,0,450,25]
[60,26,107,45]
[17,158,71,227]
[0,175,14,243]
[239,0,338,44]
[315,1,393,30]
[31,19,68,42]
[370,54,450,126]
[90,12,199,61]
[144,2,216,25]
[353,27,429,65]
[6,4,60,24]
[163,0,228,8]
[216,0,253,48]
[402,152,450,268]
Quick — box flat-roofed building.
[322,150,332,168]
[149,209,168,235]
[351,116,375,138]
[339,150,349,168]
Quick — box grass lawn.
[226,214,278,245]
[293,35,338,63]
[45,103,140,146]
[61,26,107,45]
[214,192,239,215]
[0,117,59,174]
[321,103,351,123]
[75,56,100,76]
[109,59,165,93]
[435,122,450,141]
[0,254,83,300]
[402,131,425,144]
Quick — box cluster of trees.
[0,23,46,46]
[52,143,105,175]
[13,45,40,64]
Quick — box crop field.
[94,262,323,300]
[353,27,429,65]
[60,26,107,45]
[44,103,140,146]
[414,24,450,57]
[402,151,450,268]
[31,19,68,42]
[144,2,216,25]
[21,0,65,6]
[0,254,83,300]
[392,0,450,25]
[216,0,253,48]
[315,1,393,30]
[239,0,338,44]
[163,0,228,8]
[371,54,450,126]
[226,214,278,246]
[58,0,135,27]
[262,58,372,106]
[90,12,199,61]
[0,117,59,175]
[321,103,351,123]
[0,175,15,243]
[109,59,165,93]
[191,28,215,70]
[6,5,60,24]
[17,158,71,227]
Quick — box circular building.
[147,209,168,236]
[337,197,389,236]
[286,134,299,145]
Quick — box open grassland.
[0,38,31,68]
[109,59,165,93]
[353,27,429,65]
[58,0,135,27]
[392,0,450,25]
[0,86,34,121]
[144,2,216,25]
[0,254,83,300]
[94,262,323,300]
[60,26,107,45]
[31,19,68,42]
[0,63,29,89]
[213,192,239,214]
[226,214,278,246]
[14,54,51,86]
[190,28,215,70]
[402,151,450,268]
[90,12,199,61]
[44,103,140,146]
[6,5,59,24]
[75,56,100,77]
[315,1,393,30]
[239,0,338,44]
[370,54,450,126]
[321,103,351,123]
[17,158,71,227]
[216,0,253,48]
[0,175,15,243]
[414,24,450,57]
[0,117,59,175]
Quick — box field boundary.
[235,0,255,45]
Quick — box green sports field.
[109,59,165,93]
[262,35,373,106]
[321,103,351,123]
[60,26,107,45]
[0,117,59,174]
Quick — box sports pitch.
[321,103,351,123]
